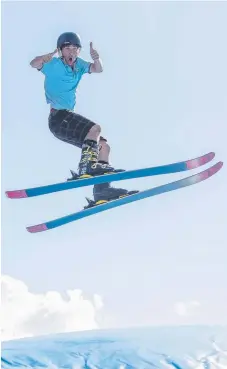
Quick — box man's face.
[61,44,81,66]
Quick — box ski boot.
[83,182,139,208]
[67,139,124,181]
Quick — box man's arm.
[30,49,57,70]
[89,42,103,73]
[90,58,103,73]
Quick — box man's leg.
[78,128,117,177]
[92,137,139,203]
[84,124,101,142]
[98,137,110,164]
[80,126,138,203]
[48,109,138,201]
[48,109,114,177]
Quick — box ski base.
[26,161,223,234]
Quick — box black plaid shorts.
[48,109,96,149]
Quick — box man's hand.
[89,42,103,73]
[90,42,99,60]
[42,49,58,63]
[30,49,58,69]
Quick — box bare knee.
[90,124,101,136]
[85,124,101,141]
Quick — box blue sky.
[1,1,227,338]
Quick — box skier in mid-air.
[30,32,137,206]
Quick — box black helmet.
[57,32,82,49]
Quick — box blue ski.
[6,152,215,199]
[26,161,223,233]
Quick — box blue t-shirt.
[40,57,91,110]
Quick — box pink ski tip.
[198,161,223,181]
[211,160,224,173]
[186,152,215,170]
[26,224,48,233]
[5,190,28,199]
[205,151,215,162]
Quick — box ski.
[6,152,215,199]
[26,161,223,233]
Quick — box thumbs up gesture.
[90,42,99,60]
[42,49,58,63]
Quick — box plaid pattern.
[48,109,96,148]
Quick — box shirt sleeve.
[39,58,57,76]
[77,58,92,75]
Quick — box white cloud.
[1,275,103,341]
[174,300,201,317]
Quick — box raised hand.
[42,49,58,63]
[90,42,99,60]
